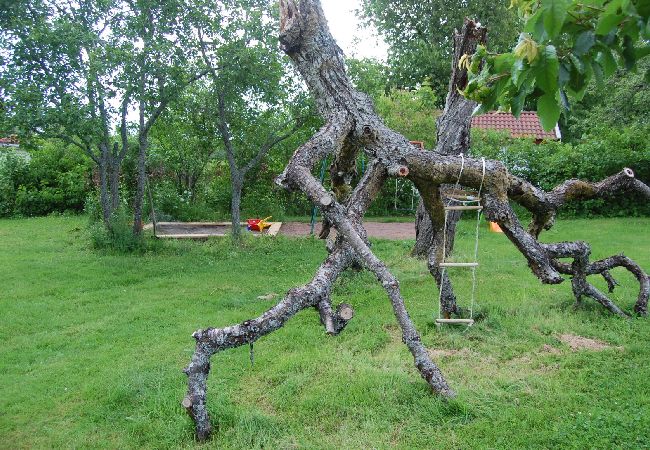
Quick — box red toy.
[246,216,272,232]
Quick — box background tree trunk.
[98,143,112,226]
[412,21,487,259]
[132,132,148,234]
[230,174,243,240]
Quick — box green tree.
[357,0,520,101]
[0,0,129,226]
[0,0,206,236]
[116,0,208,234]
[188,0,313,242]
[149,82,221,204]
[563,59,649,141]
[461,0,650,130]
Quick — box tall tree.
[0,0,130,227]
[189,0,310,241]
[118,0,208,234]
[357,0,520,100]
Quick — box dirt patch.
[540,344,562,354]
[427,347,472,359]
[279,221,415,240]
[557,334,623,352]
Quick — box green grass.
[1,215,649,449]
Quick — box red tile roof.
[471,111,560,140]
[0,136,19,145]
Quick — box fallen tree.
[183,0,650,440]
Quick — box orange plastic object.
[489,221,503,233]
[246,216,272,232]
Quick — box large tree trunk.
[230,174,243,241]
[132,133,147,235]
[181,1,649,441]
[412,21,487,259]
[412,21,487,317]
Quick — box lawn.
[1,215,649,449]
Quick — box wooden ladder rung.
[435,318,474,325]
[444,205,483,211]
[439,262,478,267]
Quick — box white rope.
[454,153,465,190]
[394,178,398,210]
[437,156,487,325]
[437,208,449,320]
[469,158,486,320]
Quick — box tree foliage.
[357,0,520,100]
[461,0,650,129]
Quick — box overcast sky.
[320,0,388,60]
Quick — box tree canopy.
[357,0,520,100]
[460,0,650,130]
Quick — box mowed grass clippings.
[0,216,649,449]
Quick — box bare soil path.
[279,221,415,239]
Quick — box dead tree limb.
[183,0,649,440]
[412,19,487,317]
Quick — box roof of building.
[471,111,560,140]
[0,136,20,147]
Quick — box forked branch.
[183,0,648,441]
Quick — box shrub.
[471,126,650,217]
[0,151,30,217]
[88,208,146,253]
[0,141,92,217]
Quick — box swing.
[435,154,486,327]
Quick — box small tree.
[0,0,130,227]
[117,0,208,234]
[149,83,221,203]
[189,0,310,241]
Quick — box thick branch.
[508,168,650,237]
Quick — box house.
[0,136,20,148]
[0,136,31,161]
[471,111,561,143]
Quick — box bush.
[471,126,650,217]
[88,208,146,253]
[0,151,30,217]
[0,141,92,217]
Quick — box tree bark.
[109,143,121,213]
[413,20,487,259]
[230,174,243,240]
[98,142,112,226]
[412,20,487,317]
[182,1,649,441]
[132,132,148,235]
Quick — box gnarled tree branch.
[182,0,649,441]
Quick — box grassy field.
[1,215,649,449]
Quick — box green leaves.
[596,46,618,76]
[534,45,559,93]
[537,92,561,130]
[542,0,570,38]
[461,0,649,133]
[573,31,596,56]
[596,0,627,35]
